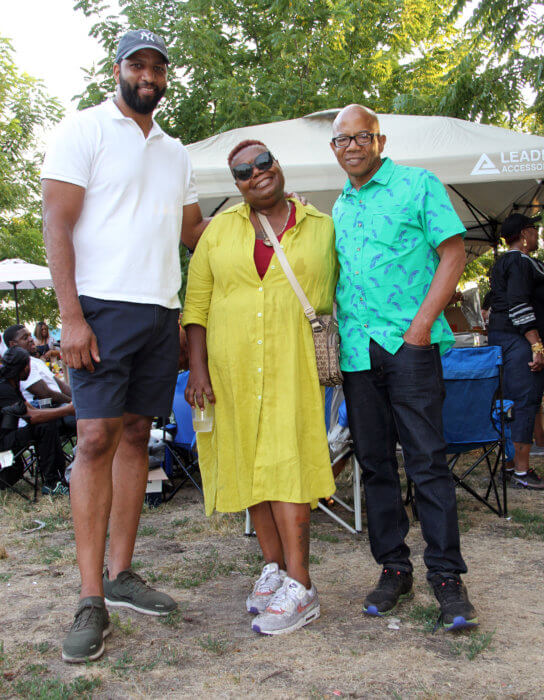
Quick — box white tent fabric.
[0,259,52,290]
[0,258,53,324]
[188,110,544,258]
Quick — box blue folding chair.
[406,345,510,517]
[442,345,510,516]
[162,371,202,501]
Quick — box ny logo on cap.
[140,30,157,42]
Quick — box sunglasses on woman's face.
[231,150,275,181]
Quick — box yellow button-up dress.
[182,199,338,515]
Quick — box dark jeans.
[343,339,467,579]
[488,330,544,444]
[0,422,66,487]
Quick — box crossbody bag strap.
[256,211,322,330]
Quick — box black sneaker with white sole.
[363,567,413,616]
[511,469,544,490]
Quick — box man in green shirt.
[331,104,477,630]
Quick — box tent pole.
[13,283,19,324]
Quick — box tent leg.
[13,283,19,324]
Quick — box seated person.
[33,321,60,361]
[4,325,71,406]
[0,347,75,495]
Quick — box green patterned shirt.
[332,157,465,371]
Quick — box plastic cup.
[191,395,214,432]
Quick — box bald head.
[330,104,386,188]
[332,104,379,136]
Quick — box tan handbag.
[256,211,343,386]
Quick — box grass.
[110,611,134,635]
[138,524,158,536]
[406,603,439,632]
[508,507,544,540]
[311,531,340,543]
[111,651,133,675]
[158,605,188,628]
[198,634,229,655]
[242,551,264,576]
[172,548,237,589]
[309,554,322,565]
[41,545,64,565]
[450,630,495,660]
[0,573,12,582]
[13,675,101,699]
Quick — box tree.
[75,0,502,143]
[450,0,544,133]
[0,37,63,328]
[74,0,543,144]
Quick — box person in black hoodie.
[488,212,544,489]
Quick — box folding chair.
[162,371,202,501]
[0,444,40,502]
[406,345,509,517]
[317,394,363,535]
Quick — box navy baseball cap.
[115,29,169,64]
[501,213,541,241]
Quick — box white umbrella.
[0,258,53,323]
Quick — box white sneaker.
[251,576,320,635]
[246,563,286,614]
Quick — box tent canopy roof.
[188,110,544,256]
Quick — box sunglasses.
[231,150,275,181]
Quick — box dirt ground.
[1,457,544,699]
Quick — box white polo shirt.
[41,99,198,308]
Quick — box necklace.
[254,201,292,247]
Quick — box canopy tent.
[187,110,544,260]
[0,259,53,324]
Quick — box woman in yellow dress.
[182,140,337,636]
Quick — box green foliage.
[0,216,61,329]
[73,0,544,144]
[74,0,506,144]
[451,0,544,133]
[0,37,63,329]
[461,249,495,298]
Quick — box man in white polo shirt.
[41,29,208,663]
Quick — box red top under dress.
[253,204,297,279]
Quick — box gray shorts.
[70,296,180,420]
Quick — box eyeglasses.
[231,150,275,181]
[331,132,380,148]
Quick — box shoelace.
[118,570,152,594]
[254,568,282,594]
[266,583,300,614]
[72,602,103,631]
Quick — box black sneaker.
[363,567,413,616]
[431,575,478,631]
[511,469,544,490]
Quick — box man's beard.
[119,75,166,114]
